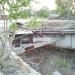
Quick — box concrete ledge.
[11,51,42,75]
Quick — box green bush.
[26,18,41,29]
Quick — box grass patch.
[55,58,70,68]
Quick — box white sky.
[31,0,57,10]
[4,0,57,15]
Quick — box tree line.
[56,0,75,16]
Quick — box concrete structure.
[32,24,75,50]
[53,31,75,49]
[13,29,33,47]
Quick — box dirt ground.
[19,46,75,75]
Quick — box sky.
[31,0,57,11]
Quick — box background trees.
[56,0,75,16]
[36,7,50,18]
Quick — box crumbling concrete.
[0,51,42,75]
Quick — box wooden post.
[71,34,72,48]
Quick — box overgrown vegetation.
[0,0,32,67]
[26,18,41,29]
[9,23,18,32]
[53,57,71,69]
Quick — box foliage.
[0,0,33,32]
[0,0,32,19]
[56,0,75,16]
[9,23,18,32]
[26,18,41,29]
[36,7,50,18]
[56,0,66,16]
[57,5,67,16]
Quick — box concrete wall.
[54,34,75,49]
[10,51,42,75]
